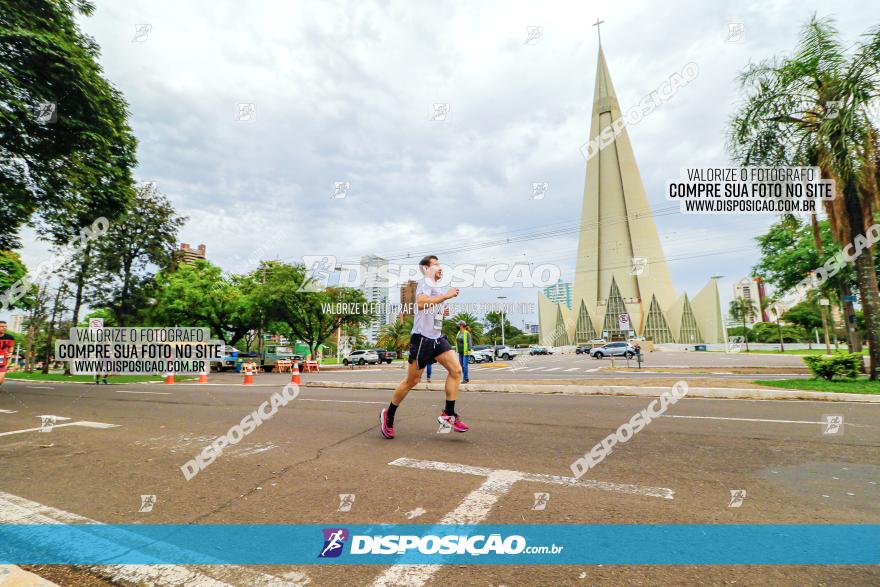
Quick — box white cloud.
[4,0,871,326]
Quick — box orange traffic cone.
[164,372,175,384]
[198,369,208,384]
[243,365,254,385]
[290,363,301,385]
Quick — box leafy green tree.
[782,300,824,338]
[0,250,29,311]
[0,0,138,250]
[750,321,808,343]
[441,312,485,343]
[254,262,371,357]
[150,260,259,346]
[92,183,186,325]
[729,15,880,377]
[753,217,850,294]
[484,311,521,344]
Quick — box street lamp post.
[497,295,507,347]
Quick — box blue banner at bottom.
[0,524,877,565]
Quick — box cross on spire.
[593,18,605,46]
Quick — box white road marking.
[27,386,54,389]
[116,390,172,395]
[298,398,385,405]
[660,414,866,426]
[233,443,278,458]
[0,409,17,414]
[564,368,580,372]
[543,367,561,372]
[371,458,674,586]
[0,421,118,437]
[0,490,305,586]
[389,458,673,499]
[37,416,71,421]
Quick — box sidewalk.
[0,566,58,586]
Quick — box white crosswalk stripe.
[0,490,305,586]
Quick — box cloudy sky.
[6,0,876,327]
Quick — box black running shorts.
[408,333,454,370]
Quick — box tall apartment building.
[732,277,767,325]
[360,255,389,343]
[175,243,207,265]
[399,280,418,319]
[7,314,25,334]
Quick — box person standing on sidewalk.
[455,321,472,383]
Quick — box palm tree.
[729,298,756,352]
[442,312,485,343]
[729,15,880,377]
[377,316,413,354]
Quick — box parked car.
[494,345,530,360]
[343,349,381,365]
[370,349,397,364]
[529,345,551,355]
[467,347,495,364]
[590,342,636,359]
[575,344,591,355]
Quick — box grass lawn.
[754,378,880,394]
[5,371,193,383]
[715,348,868,356]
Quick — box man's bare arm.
[416,288,459,310]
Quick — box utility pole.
[258,265,266,355]
[497,295,507,346]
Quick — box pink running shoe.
[438,411,469,433]
[380,408,395,439]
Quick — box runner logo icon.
[319,528,349,558]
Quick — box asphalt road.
[0,378,877,586]
[295,351,811,384]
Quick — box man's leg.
[434,350,469,431]
[0,370,6,385]
[381,359,425,438]
[434,350,462,402]
[392,359,424,406]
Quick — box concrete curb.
[304,380,880,403]
[0,565,58,586]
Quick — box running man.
[0,321,15,386]
[380,255,468,438]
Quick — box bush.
[803,353,863,380]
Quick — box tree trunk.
[71,243,91,326]
[42,287,65,374]
[853,248,880,379]
[25,321,35,374]
[65,244,91,375]
[809,212,859,352]
[810,213,824,256]
[839,282,861,354]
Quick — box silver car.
[343,349,380,365]
[590,342,636,359]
